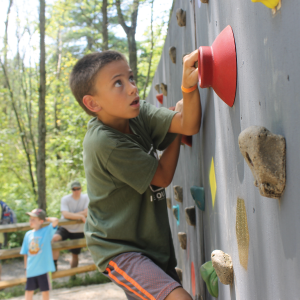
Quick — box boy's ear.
[83,95,102,113]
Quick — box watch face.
[149,185,166,202]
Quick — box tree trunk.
[37,0,46,211]
[102,0,108,51]
[143,0,154,99]
[116,0,139,82]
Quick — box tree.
[37,0,46,210]
[115,0,139,82]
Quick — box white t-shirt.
[60,193,89,233]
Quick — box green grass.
[0,272,111,299]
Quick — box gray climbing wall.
[146,0,300,299]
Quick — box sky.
[0,0,173,64]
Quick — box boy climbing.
[20,209,58,300]
[69,49,201,300]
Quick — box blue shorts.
[26,273,52,292]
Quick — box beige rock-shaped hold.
[169,46,176,64]
[211,250,233,285]
[160,83,167,96]
[176,8,186,27]
[175,267,183,283]
[166,197,172,209]
[201,0,209,3]
[173,186,183,203]
[178,232,187,249]
[238,126,286,199]
[154,84,160,93]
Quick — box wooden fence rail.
[0,219,83,233]
[0,264,97,289]
[0,238,87,260]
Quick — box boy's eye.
[114,80,122,87]
[129,76,135,83]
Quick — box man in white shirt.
[52,181,89,270]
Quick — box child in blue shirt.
[20,208,58,300]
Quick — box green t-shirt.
[83,100,178,272]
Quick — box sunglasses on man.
[72,188,81,191]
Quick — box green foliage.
[0,0,171,248]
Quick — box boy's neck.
[33,225,43,231]
[97,115,132,134]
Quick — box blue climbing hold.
[190,186,205,211]
[172,204,180,226]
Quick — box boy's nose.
[128,81,137,95]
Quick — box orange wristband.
[181,84,198,93]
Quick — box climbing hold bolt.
[175,267,183,283]
[190,186,205,211]
[160,83,167,96]
[172,204,180,225]
[156,93,163,104]
[200,261,218,298]
[211,250,233,285]
[178,232,187,250]
[173,186,183,203]
[185,206,196,226]
[176,8,186,27]
[166,197,172,209]
[154,84,160,93]
[169,46,176,64]
[181,135,192,147]
[238,126,286,199]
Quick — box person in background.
[52,181,89,271]
[0,200,17,280]
[20,208,58,300]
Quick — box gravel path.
[1,250,127,299]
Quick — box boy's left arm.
[46,217,59,228]
[168,50,202,135]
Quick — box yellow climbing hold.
[209,158,217,208]
[251,0,280,9]
[236,198,250,270]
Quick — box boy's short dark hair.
[69,51,127,116]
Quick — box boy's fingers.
[183,50,198,67]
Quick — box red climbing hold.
[198,25,237,107]
[191,262,196,296]
[156,93,163,104]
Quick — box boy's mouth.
[130,97,140,106]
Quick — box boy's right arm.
[46,217,59,228]
[24,255,27,274]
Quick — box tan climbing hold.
[169,46,176,64]
[201,0,209,3]
[173,186,183,203]
[160,83,167,96]
[185,206,196,226]
[238,126,286,199]
[175,267,183,283]
[176,8,186,27]
[211,250,233,285]
[178,232,187,250]
[154,84,160,93]
[166,197,172,209]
